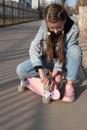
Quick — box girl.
[16,3,82,102]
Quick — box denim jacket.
[29,18,79,71]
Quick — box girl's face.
[47,21,64,34]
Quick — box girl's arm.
[38,68,49,85]
[29,21,47,68]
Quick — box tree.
[61,0,66,6]
[78,0,87,6]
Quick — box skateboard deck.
[26,77,60,100]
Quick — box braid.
[46,32,66,63]
[57,32,66,63]
[45,35,53,62]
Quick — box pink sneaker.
[62,84,75,102]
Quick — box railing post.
[3,0,5,26]
[18,3,19,23]
[22,5,24,22]
[11,1,13,24]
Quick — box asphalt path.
[0,20,87,130]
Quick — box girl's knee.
[16,63,23,78]
[67,45,82,60]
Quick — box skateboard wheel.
[43,85,50,91]
[42,96,50,104]
[18,85,25,92]
[43,85,51,104]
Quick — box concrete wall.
[32,0,38,9]
[78,6,87,32]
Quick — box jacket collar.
[64,16,74,34]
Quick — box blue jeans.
[16,45,82,81]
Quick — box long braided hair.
[44,3,67,63]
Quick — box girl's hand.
[38,69,57,90]
[48,75,55,91]
[38,68,49,85]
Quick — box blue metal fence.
[0,0,40,26]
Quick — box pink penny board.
[26,77,60,100]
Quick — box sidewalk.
[79,31,87,73]
[0,21,87,130]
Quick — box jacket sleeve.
[53,60,63,72]
[66,24,79,48]
[29,21,47,68]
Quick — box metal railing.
[0,0,40,27]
